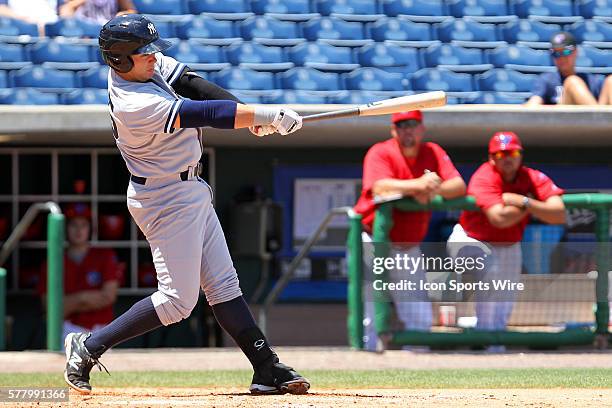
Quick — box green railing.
[347,193,612,349]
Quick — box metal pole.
[0,268,6,351]
[47,213,65,351]
[372,202,393,335]
[595,208,610,337]
[346,211,363,349]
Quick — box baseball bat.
[302,91,447,123]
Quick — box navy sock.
[84,296,162,357]
[212,296,274,368]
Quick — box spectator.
[354,110,466,352]
[525,31,612,106]
[38,203,122,344]
[0,0,59,36]
[59,0,137,25]
[447,132,565,352]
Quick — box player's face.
[127,53,157,81]
[392,120,425,148]
[491,149,522,177]
[67,217,90,246]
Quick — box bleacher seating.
[0,0,609,105]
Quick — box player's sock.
[84,296,162,357]
[212,296,275,368]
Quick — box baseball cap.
[64,203,91,220]
[391,110,423,123]
[488,131,522,154]
[550,31,576,49]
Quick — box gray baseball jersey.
[108,54,202,178]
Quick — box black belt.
[130,170,190,185]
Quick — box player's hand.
[271,108,302,135]
[249,125,276,137]
[502,192,526,208]
[418,171,441,193]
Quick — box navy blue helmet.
[99,14,171,73]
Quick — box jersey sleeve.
[528,168,564,201]
[468,167,504,210]
[362,145,395,192]
[430,143,461,181]
[156,54,186,86]
[118,87,183,135]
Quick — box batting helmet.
[99,14,171,73]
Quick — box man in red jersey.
[39,203,122,345]
[448,131,565,350]
[354,110,466,351]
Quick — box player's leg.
[598,75,612,105]
[196,179,309,394]
[360,232,386,351]
[561,75,599,105]
[492,244,522,331]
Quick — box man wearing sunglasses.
[525,31,612,105]
[447,132,565,351]
[354,110,466,351]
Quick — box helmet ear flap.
[103,53,134,73]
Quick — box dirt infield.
[9,387,612,408]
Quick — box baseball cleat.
[249,356,310,395]
[64,332,109,394]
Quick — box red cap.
[489,131,522,154]
[64,203,91,220]
[392,110,423,123]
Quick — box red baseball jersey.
[354,139,461,243]
[39,248,122,329]
[460,162,564,243]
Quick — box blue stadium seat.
[368,18,433,41]
[188,0,251,14]
[63,89,108,105]
[411,68,474,92]
[329,90,387,104]
[576,45,612,72]
[577,0,612,19]
[287,42,358,71]
[29,40,93,66]
[264,89,328,103]
[0,17,38,37]
[424,44,492,72]
[357,43,420,73]
[0,88,59,105]
[343,67,405,91]
[0,42,25,62]
[437,18,499,42]
[45,18,101,38]
[252,0,312,14]
[165,41,226,64]
[11,66,77,88]
[133,0,187,14]
[477,68,537,92]
[571,20,612,42]
[225,42,294,71]
[0,70,6,87]
[280,67,341,90]
[214,67,276,90]
[226,90,263,103]
[469,91,528,103]
[448,0,509,17]
[174,16,236,41]
[316,0,380,16]
[79,66,109,88]
[239,16,303,45]
[512,0,582,23]
[382,0,447,18]
[302,17,368,45]
[502,19,561,43]
[487,44,553,72]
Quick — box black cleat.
[64,332,108,394]
[249,356,310,395]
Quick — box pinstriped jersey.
[108,54,202,178]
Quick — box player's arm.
[524,95,544,106]
[172,69,243,103]
[502,193,566,224]
[483,203,527,229]
[64,281,119,315]
[438,176,466,199]
[373,172,442,198]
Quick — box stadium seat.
[469,91,528,103]
[487,44,553,72]
[575,45,612,73]
[570,20,612,42]
[287,41,358,71]
[329,90,387,104]
[44,18,101,38]
[437,18,499,43]
[264,89,328,103]
[63,89,108,105]
[214,67,276,90]
[251,0,312,14]
[226,90,263,103]
[302,17,368,45]
[411,68,474,92]
[165,41,226,64]
[188,0,252,15]
[357,43,420,73]
[29,40,95,70]
[280,67,341,90]
[0,17,38,37]
[368,18,433,41]
[477,68,537,92]
[577,0,612,19]
[502,19,561,43]
[174,16,237,41]
[0,70,6,88]
[424,44,492,72]
[79,66,109,89]
[448,0,509,17]
[11,66,77,89]
[382,0,448,21]
[315,0,382,21]
[0,42,25,62]
[343,67,405,91]
[133,0,187,14]
[225,42,294,71]
[239,16,304,45]
[0,88,59,105]
[512,0,582,23]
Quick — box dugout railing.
[346,193,612,350]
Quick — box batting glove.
[249,125,276,137]
[271,108,303,136]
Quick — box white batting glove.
[249,125,276,137]
[270,108,303,135]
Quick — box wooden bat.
[302,91,447,123]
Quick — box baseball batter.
[447,132,565,349]
[64,14,309,395]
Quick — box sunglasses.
[493,150,522,160]
[550,47,574,58]
[395,119,421,129]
